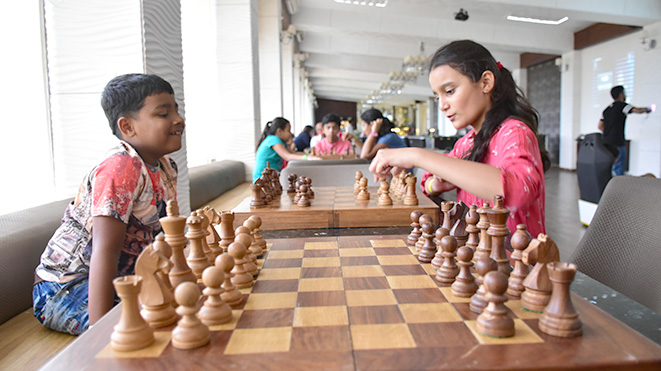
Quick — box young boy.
[33,74,183,335]
[313,113,354,155]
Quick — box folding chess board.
[45,235,661,370]
[232,186,440,230]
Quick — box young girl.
[369,40,550,245]
[313,113,355,155]
[353,108,407,159]
[253,117,319,182]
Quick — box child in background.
[313,113,354,155]
[33,74,182,334]
[369,40,550,247]
[293,125,315,152]
[352,108,406,159]
[254,117,320,181]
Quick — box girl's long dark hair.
[429,40,550,172]
[256,117,289,151]
[360,108,395,138]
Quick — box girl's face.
[323,122,340,143]
[429,65,493,133]
[276,123,293,142]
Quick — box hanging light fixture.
[401,41,427,76]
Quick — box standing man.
[598,85,651,176]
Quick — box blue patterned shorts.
[33,276,90,335]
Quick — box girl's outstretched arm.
[272,143,320,161]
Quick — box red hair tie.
[496,61,503,70]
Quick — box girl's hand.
[371,118,383,134]
[341,132,353,141]
[369,147,417,181]
[307,155,322,161]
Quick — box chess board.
[44,235,661,370]
[232,186,440,230]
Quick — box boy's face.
[323,122,339,143]
[120,92,184,165]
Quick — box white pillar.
[282,37,295,123]
[258,0,283,122]
[292,62,302,129]
[559,50,582,170]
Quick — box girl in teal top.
[253,117,319,181]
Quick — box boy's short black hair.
[101,74,175,139]
[611,85,625,100]
[322,113,341,127]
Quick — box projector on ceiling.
[455,8,469,21]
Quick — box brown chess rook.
[538,261,583,338]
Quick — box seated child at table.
[33,74,182,335]
[352,108,407,159]
[312,113,355,156]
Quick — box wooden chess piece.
[228,241,254,289]
[473,203,492,264]
[304,177,314,199]
[216,254,243,306]
[415,214,433,252]
[250,180,265,208]
[297,184,311,207]
[111,276,154,351]
[431,227,450,271]
[476,271,515,338]
[435,235,459,284]
[152,235,175,298]
[185,211,211,279]
[403,175,418,206]
[451,246,478,298]
[440,201,455,231]
[407,210,423,247]
[249,215,267,252]
[417,222,436,263]
[235,228,258,277]
[196,209,214,264]
[219,211,235,253]
[470,252,498,314]
[357,177,370,201]
[287,173,297,193]
[538,262,583,338]
[399,172,409,198]
[487,195,512,277]
[465,205,480,251]
[243,218,264,258]
[160,200,196,288]
[172,282,210,349]
[354,171,363,195]
[135,242,177,328]
[506,224,531,300]
[203,207,223,262]
[377,178,393,206]
[521,234,560,313]
[260,175,273,203]
[450,219,468,248]
[198,266,233,326]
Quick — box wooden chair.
[569,175,661,314]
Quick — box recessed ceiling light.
[506,15,568,25]
[334,0,388,7]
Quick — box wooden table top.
[42,234,661,371]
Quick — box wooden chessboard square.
[345,289,398,307]
[236,308,294,329]
[344,276,391,290]
[450,302,480,321]
[96,331,171,359]
[303,249,339,258]
[268,239,304,251]
[338,248,376,257]
[302,257,341,267]
[208,310,243,331]
[377,255,420,266]
[370,239,408,248]
[408,322,478,347]
[381,264,427,276]
[224,327,292,354]
[399,303,463,323]
[251,279,299,293]
[341,265,385,278]
[304,241,339,250]
[256,258,265,269]
[243,292,298,310]
[350,324,416,350]
[392,288,448,304]
[298,277,345,292]
[340,256,380,266]
[256,267,301,281]
[297,291,347,307]
[293,306,349,327]
[505,300,543,319]
[337,238,374,249]
[290,326,352,351]
[262,258,303,269]
[385,275,437,289]
[348,305,404,325]
[266,250,305,259]
[421,263,436,276]
[301,266,343,278]
[439,287,472,303]
[464,319,544,344]
[372,247,414,255]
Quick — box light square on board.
[256,267,301,281]
[398,303,463,323]
[464,319,544,345]
[341,265,385,278]
[298,277,345,292]
[338,248,376,257]
[267,250,305,259]
[207,310,243,331]
[224,327,292,354]
[243,292,297,310]
[385,275,438,289]
[304,241,339,250]
[377,255,420,266]
[350,323,416,350]
[505,300,543,319]
[96,332,170,359]
[302,257,341,268]
[370,239,408,248]
[345,289,398,307]
[293,306,349,327]
[439,287,472,303]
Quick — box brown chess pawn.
[228,241,254,289]
[216,254,243,307]
[297,184,311,207]
[431,227,450,271]
[357,177,370,201]
[111,276,155,351]
[451,246,478,298]
[135,241,177,328]
[304,177,314,199]
[417,222,436,263]
[172,282,210,349]
[185,211,211,279]
[243,218,264,258]
[476,271,515,338]
[198,266,233,326]
[415,214,433,252]
[377,178,393,206]
[521,234,560,313]
[287,173,297,193]
[506,224,531,300]
[407,210,423,247]
[538,262,583,338]
[487,195,512,277]
[470,253,498,314]
[435,235,459,284]
[249,215,267,252]
[250,180,265,208]
[234,228,258,277]
[218,211,235,253]
[160,200,196,288]
[354,171,363,195]
[465,205,480,251]
[403,175,418,206]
